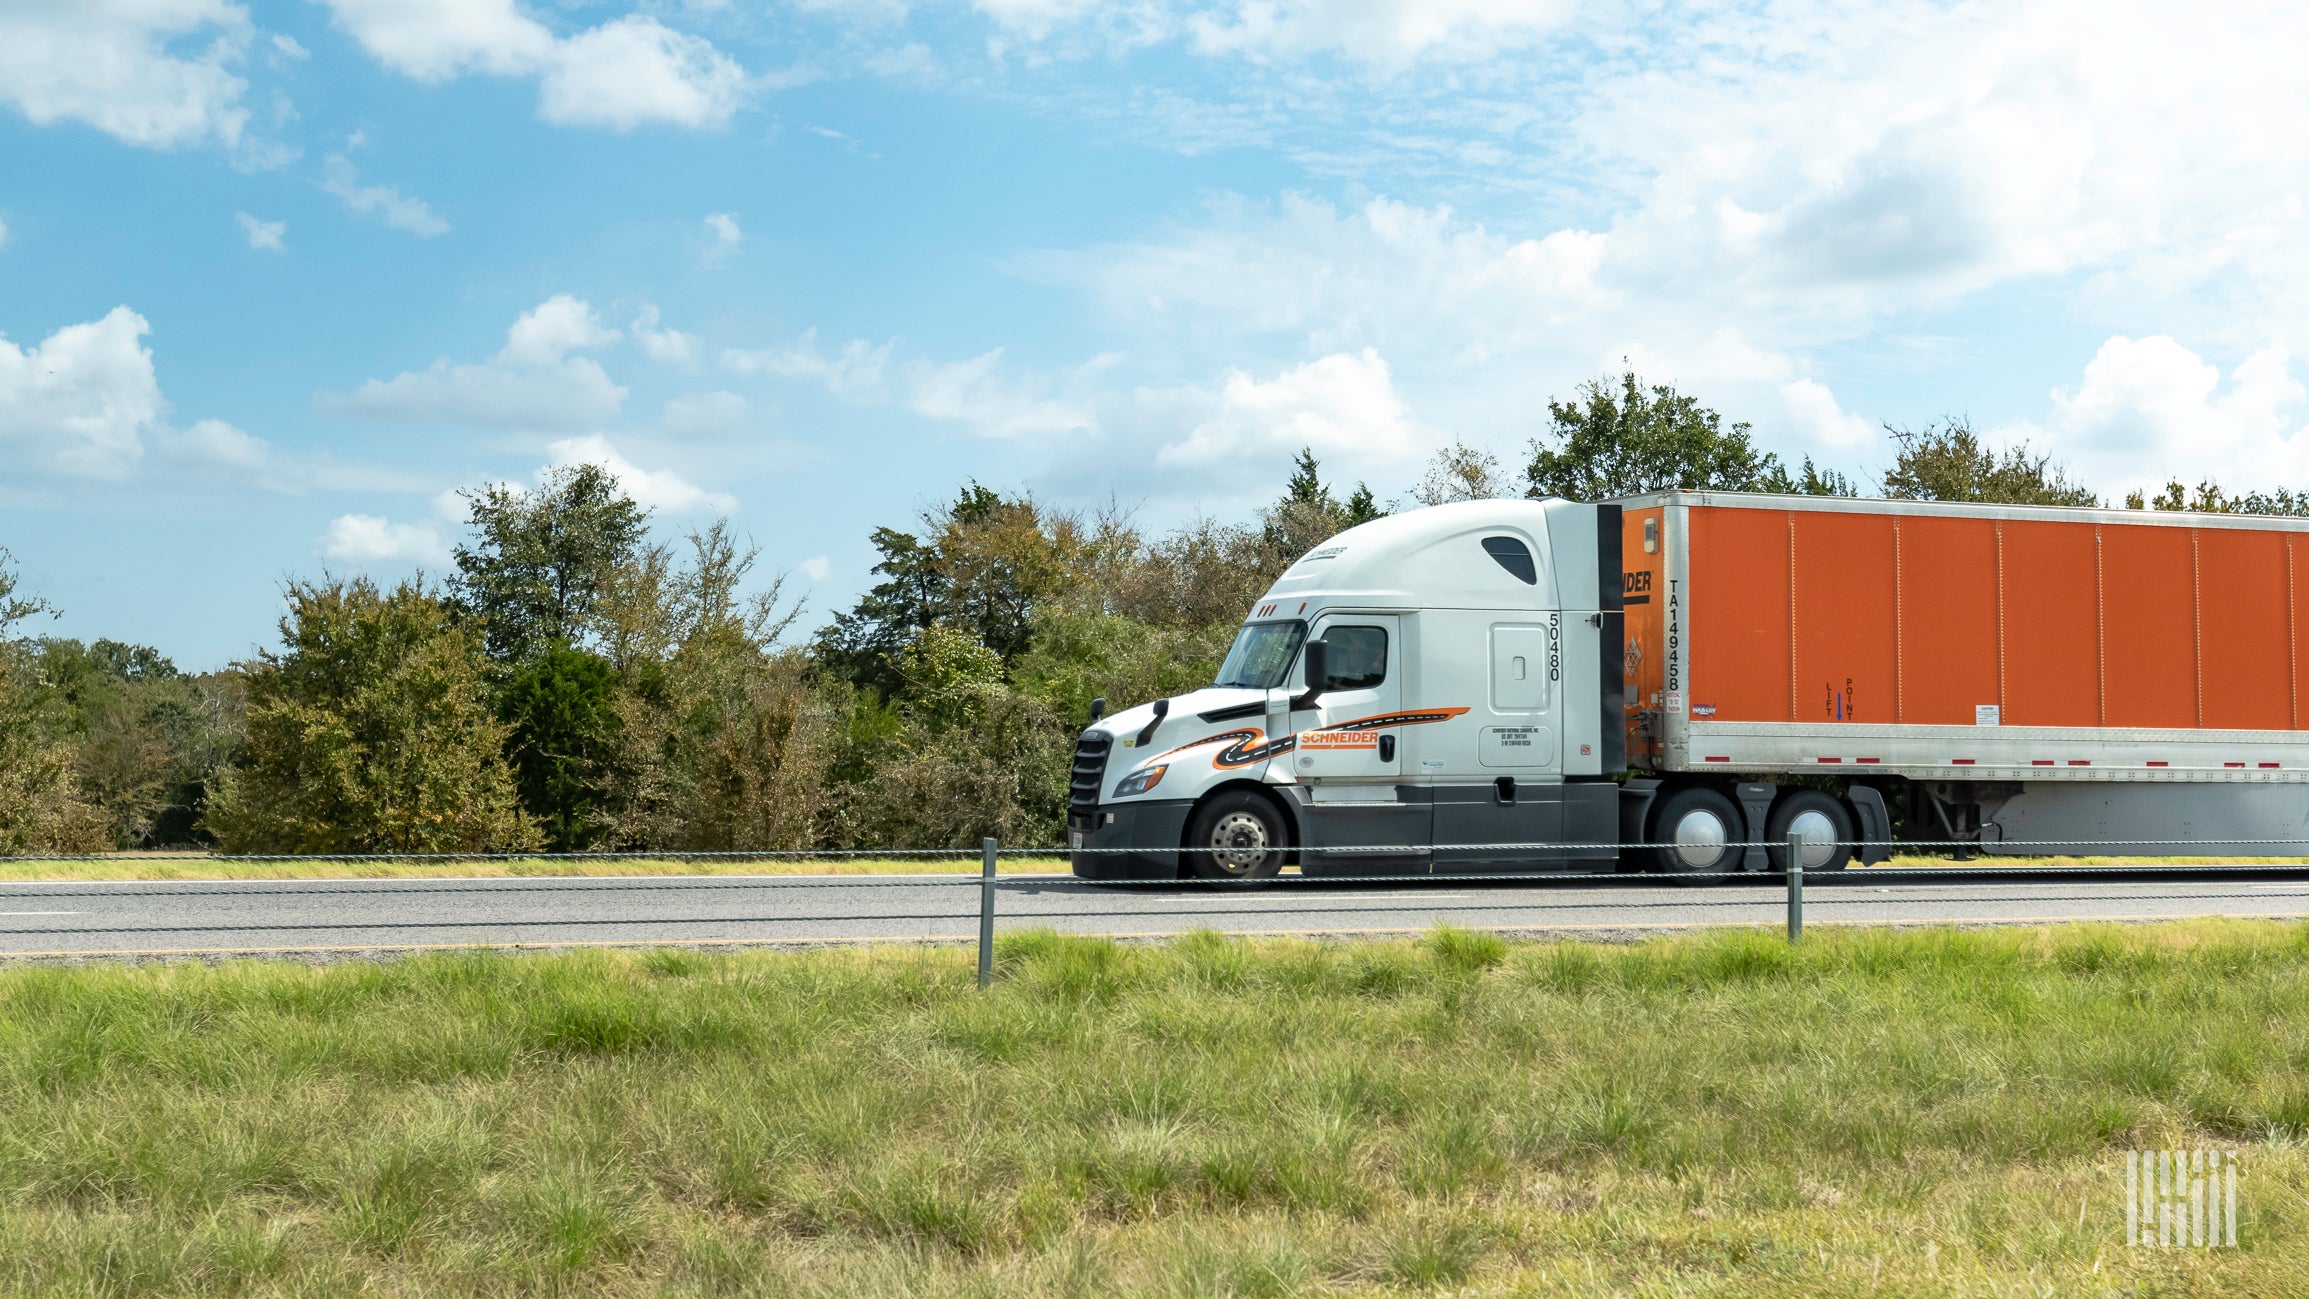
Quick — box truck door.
[1293,616,1404,781]
[1289,615,1430,872]
[1434,616,1571,872]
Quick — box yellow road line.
[1,909,2304,959]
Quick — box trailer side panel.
[1895,513,1999,726]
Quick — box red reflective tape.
[2226,762,2247,768]
[1816,756,1842,764]
[2068,759,2090,766]
[1951,758,1975,765]
[2147,761,2169,767]
[1855,757,1881,764]
[2032,759,2055,766]
[1704,756,1731,763]
[2261,762,2281,769]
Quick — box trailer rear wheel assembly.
[1186,791,1288,882]
[1647,786,1742,880]
[1765,790,1854,874]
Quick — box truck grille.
[1069,732,1112,818]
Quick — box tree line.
[0,370,2291,856]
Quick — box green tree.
[1770,456,1861,498]
[1260,448,1386,563]
[33,638,241,847]
[1881,419,2098,506]
[2124,479,2309,516]
[453,463,651,664]
[813,526,946,692]
[201,577,538,854]
[1414,441,1511,505]
[498,646,620,851]
[599,525,829,852]
[815,484,1106,690]
[0,552,106,854]
[1525,371,1792,500]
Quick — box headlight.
[1112,765,1167,798]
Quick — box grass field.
[0,923,2302,1295]
[2,850,2300,883]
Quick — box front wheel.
[1185,791,1288,882]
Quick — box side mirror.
[1293,639,1329,709]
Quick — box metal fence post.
[1786,828,1804,944]
[978,836,998,988]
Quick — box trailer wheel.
[1765,791,1855,874]
[1185,791,1287,883]
[1646,786,1742,881]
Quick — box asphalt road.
[3,871,2308,958]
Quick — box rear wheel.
[1185,791,1288,882]
[1646,786,1743,882]
[1765,790,1855,874]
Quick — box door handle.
[1378,734,1396,762]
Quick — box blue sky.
[6,0,2308,668]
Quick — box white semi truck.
[1066,494,2309,879]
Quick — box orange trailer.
[1616,492,2309,859]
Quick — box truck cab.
[1068,498,1626,880]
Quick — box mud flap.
[1848,785,1893,865]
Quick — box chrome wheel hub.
[1671,809,1730,869]
[1208,810,1273,872]
[1787,809,1838,869]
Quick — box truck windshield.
[1213,621,1307,689]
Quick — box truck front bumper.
[1068,799,1193,879]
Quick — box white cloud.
[155,418,311,493]
[724,329,891,400]
[0,307,380,493]
[329,296,628,429]
[1159,349,1426,471]
[317,0,747,131]
[540,18,747,130]
[316,0,554,80]
[271,33,309,60]
[661,391,752,438]
[727,328,1093,437]
[318,514,451,566]
[331,358,625,430]
[1777,379,1874,452]
[0,306,164,479]
[0,216,9,250]
[2037,336,2309,499]
[632,305,698,365]
[905,349,1093,437]
[796,554,831,581]
[499,294,619,366]
[543,435,734,513]
[237,211,285,251]
[1030,194,1607,360]
[703,212,741,260]
[1187,0,1575,67]
[320,154,449,236]
[0,0,251,149]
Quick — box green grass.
[0,922,2304,1295]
